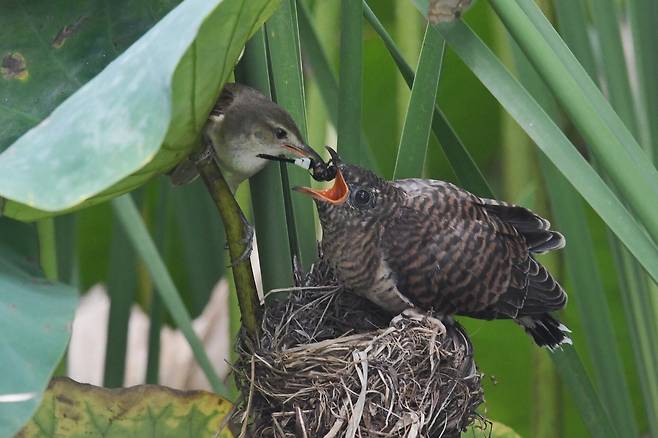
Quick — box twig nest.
[235,259,483,437]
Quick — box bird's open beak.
[293,166,349,204]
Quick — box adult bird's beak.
[282,143,324,164]
[293,166,349,204]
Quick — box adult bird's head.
[206,83,323,189]
[293,147,400,229]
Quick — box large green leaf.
[0,247,78,438]
[0,0,181,149]
[17,377,234,437]
[0,0,279,221]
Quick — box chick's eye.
[354,189,372,206]
[275,128,288,139]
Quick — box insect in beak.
[257,145,339,182]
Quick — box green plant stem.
[37,218,58,281]
[103,219,137,388]
[552,0,596,79]
[337,0,363,166]
[266,0,318,269]
[296,0,379,173]
[542,158,641,437]
[237,29,295,293]
[145,292,163,384]
[145,180,171,385]
[195,153,261,341]
[394,23,444,179]
[37,217,66,377]
[612,244,658,436]
[588,0,638,134]
[628,0,658,158]
[551,348,619,438]
[364,2,492,196]
[550,4,658,432]
[111,195,229,398]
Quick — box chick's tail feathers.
[516,313,572,350]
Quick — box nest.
[234,258,484,437]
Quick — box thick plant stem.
[337,0,363,166]
[196,151,261,342]
[37,218,58,281]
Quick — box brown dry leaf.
[427,0,472,24]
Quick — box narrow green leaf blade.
[551,348,620,438]
[504,0,658,245]
[406,5,653,435]
[628,0,658,157]
[337,0,364,165]
[409,13,658,288]
[297,1,338,122]
[237,30,295,291]
[296,0,380,173]
[111,195,228,398]
[266,0,318,269]
[394,24,444,179]
[541,159,640,436]
[172,180,227,314]
[612,243,658,436]
[549,4,657,433]
[505,30,640,434]
[588,0,639,134]
[103,217,137,388]
[364,2,492,196]
[552,0,597,79]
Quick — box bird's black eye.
[275,128,288,139]
[353,189,372,207]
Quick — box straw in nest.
[235,258,484,437]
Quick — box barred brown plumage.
[295,150,571,349]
